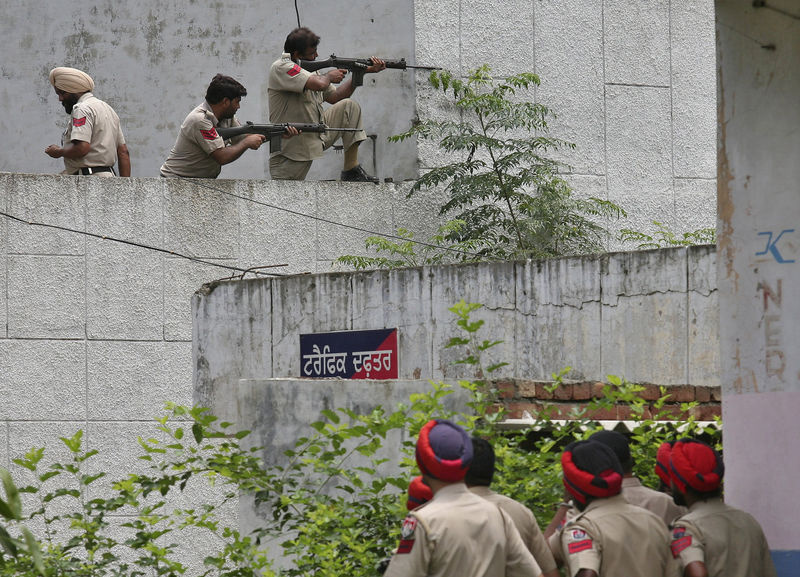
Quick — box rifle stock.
[217,122,360,153]
[299,54,441,86]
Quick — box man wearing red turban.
[668,438,776,577]
[383,419,543,577]
[551,439,675,577]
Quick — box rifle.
[216,121,361,153]
[299,54,441,87]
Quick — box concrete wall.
[0,172,437,479]
[716,0,800,573]
[1,0,716,244]
[194,244,719,424]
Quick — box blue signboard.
[300,328,399,379]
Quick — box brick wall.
[495,379,722,422]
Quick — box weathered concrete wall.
[194,245,719,424]
[1,0,716,245]
[716,0,800,572]
[0,172,437,474]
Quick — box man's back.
[470,486,557,574]
[384,483,540,577]
[671,498,776,577]
[622,477,686,526]
[559,494,674,577]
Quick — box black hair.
[205,74,247,105]
[284,27,320,55]
[589,430,633,473]
[464,437,495,486]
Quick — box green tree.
[390,66,625,261]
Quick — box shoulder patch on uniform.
[72,117,86,127]
[395,516,417,554]
[200,127,219,140]
[566,528,592,554]
[671,535,692,557]
[287,64,302,77]
[401,517,417,539]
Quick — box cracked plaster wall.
[194,244,720,424]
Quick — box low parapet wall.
[194,245,719,423]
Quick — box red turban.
[415,419,473,482]
[406,476,433,511]
[669,439,724,494]
[655,441,674,487]
[562,440,623,505]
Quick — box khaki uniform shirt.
[470,486,557,574]
[267,53,335,161]
[384,483,542,577]
[160,101,240,178]
[62,92,125,174]
[622,477,686,527]
[670,497,776,577]
[555,494,676,577]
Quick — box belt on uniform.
[75,166,114,175]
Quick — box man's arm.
[209,134,266,166]
[117,143,131,177]
[45,140,90,159]
[683,561,708,577]
[324,57,387,104]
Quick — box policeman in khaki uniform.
[160,74,293,178]
[668,439,777,577]
[590,430,686,526]
[268,27,384,182]
[383,419,543,577]
[45,67,130,177]
[466,438,559,577]
[551,440,675,577]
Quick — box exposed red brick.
[689,404,722,421]
[572,382,594,400]
[584,405,618,420]
[505,402,540,419]
[654,404,691,420]
[553,382,573,401]
[694,386,711,403]
[495,380,516,400]
[535,382,555,400]
[592,382,607,399]
[666,385,695,403]
[640,384,664,402]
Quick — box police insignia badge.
[401,517,417,539]
[567,528,593,554]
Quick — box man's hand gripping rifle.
[299,55,441,87]
[217,121,361,153]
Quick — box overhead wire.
[177,176,484,258]
[0,209,288,279]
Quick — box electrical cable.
[294,0,301,27]
[0,209,288,279]
[177,176,484,258]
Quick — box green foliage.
[0,301,721,577]
[335,222,489,271]
[620,221,716,249]
[388,66,626,261]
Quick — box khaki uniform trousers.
[269,98,366,180]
